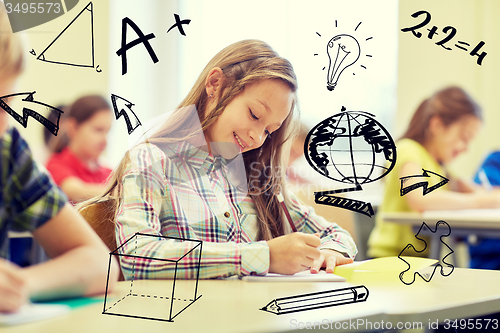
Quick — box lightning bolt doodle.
[0,92,63,136]
[110,94,142,135]
[400,169,449,196]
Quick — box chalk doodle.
[167,13,191,36]
[102,232,203,322]
[314,20,373,91]
[110,94,142,135]
[0,92,63,136]
[116,13,192,75]
[33,2,99,71]
[304,106,396,217]
[401,10,487,65]
[400,169,449,196]
[261,285,369,315]
[116,17,159,75]
[398,221,454,285]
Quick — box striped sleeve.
[115,144,270,279]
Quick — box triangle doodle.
[36,2,95,68]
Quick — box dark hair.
[401,86,482,144]
[47,95,111,153]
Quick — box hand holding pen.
[266,193,352,275]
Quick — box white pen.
[478,169,492,191]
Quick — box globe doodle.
[304,108,396,187]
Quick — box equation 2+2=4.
[401,10,487,66]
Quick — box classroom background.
[6,0,500,260]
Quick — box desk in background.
[4,268,500,333]
[383,209,500,260]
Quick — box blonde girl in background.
[368,87,500,258]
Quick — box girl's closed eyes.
[249,109,272,138]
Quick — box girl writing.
[83,39,357,279]
[46,95,113,203]
[368,86,500,258]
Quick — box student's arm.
[22,203,119,300]
[449,177,481,193]
[271,192,356,274]
[60,177,108,203]
[402,162,500,211]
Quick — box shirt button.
[224,212,230,218]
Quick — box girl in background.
[46,96,113,203]
[81,39,357,280]
[368,86,500,258]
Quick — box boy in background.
[0,3,118,313]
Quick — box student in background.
[81,39,357,280]
[468,153,500,269]
[368,86,500,258]
[46,96,113,203]
[0,3,118,312]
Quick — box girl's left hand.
[310,250,353,274]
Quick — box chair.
[79,198,124,281]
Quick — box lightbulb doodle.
[304,106,396,217]
[314,20,373,91]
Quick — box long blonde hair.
[81,40,299,240]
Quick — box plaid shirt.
[0,127,67,258]
[116,141,357,279]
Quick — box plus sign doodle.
[167,13,191,36]
[116,14,192,75]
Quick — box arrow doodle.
[314,183,374,217]
[398,220,454,285]
[0,92,63,136]
[400,169,449,196]
[110,94,142,135]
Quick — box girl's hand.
[474,191,500,208]
[310,250,353,274]
[0,259,29,313]
[267,232,321,275]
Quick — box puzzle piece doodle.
[398,220,454,285]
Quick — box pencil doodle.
[401,10,487,65]
[116,17,159,75]
[167,13,191,36]
[305,106,396,217]
[398,221,454,285]
[400,169,449,196]
[34,2,97,70]
[0,92,63,136]
[261,285,369,315]
[103,232,203,322]
[314,21,373,91]
[110,94,142,135]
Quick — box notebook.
[0,303,70,326]
[241,270,346,282]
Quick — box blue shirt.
[470,151,500,270]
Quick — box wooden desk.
[383,209,500,259]
[4,268,500,333]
